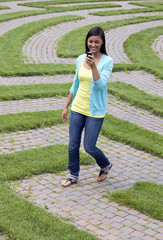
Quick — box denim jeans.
[68,110,111,180]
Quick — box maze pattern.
[0,1,163,240]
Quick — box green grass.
[0,10,48,23]
[0,144,94,181]
[90,1,163,16]
[0,83,71,100]
[1,81,163,116]
[0,183,97,240]
[0,110,162,158]
[106,182,163,221]
[102,114,163,158]
[108,81,163,116]
[0,109,65,133]
[46,3,120,13]
[0,5,9,9]
[124,25,163,79]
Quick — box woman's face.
[87,35,103,55]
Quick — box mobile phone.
[87,52,92,57]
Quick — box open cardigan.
[70,53,113,116]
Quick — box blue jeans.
[68,110,111,180]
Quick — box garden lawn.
[0,144,94,181]
[124,25,163,79]
[106,182,163,221]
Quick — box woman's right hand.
[62,108,68,123]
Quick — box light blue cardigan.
[70,53,113,116]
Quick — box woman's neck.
[93,52,103,59]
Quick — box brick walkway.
[0,1,163,240]
[152,35,163,60]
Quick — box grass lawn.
[19,0,120,8]
[0,83,71,100]
[124,25,163,79]
[105,181,163,221]
[0,144,94,181]
[0,10,48,23]
[0,109,65,133]
[0,5,9,9]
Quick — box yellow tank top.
[71,62,104,118]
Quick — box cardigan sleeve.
[94,58,113,90]
[70,69,78,94]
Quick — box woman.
[61,26,113,187]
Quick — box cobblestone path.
[0,1,163,240]
[152,35,163,60]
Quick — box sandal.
[61,178,77,187]
[97,163,113,182]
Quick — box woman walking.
[61,26,113,187]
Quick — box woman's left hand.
[86,55,96,69]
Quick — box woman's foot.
[61,178,77,187]
[97,163,113,182]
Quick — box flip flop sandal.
[97,163,113,182]
[61,178,77,187]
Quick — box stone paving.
[0,0,163,240]
[152,35,163,60]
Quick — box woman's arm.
[62,92,73,123]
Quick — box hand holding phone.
[86,52,93,57]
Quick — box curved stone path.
[152,35,163,60]
[0,1,163,240]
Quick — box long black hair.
[85,26,107,55]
